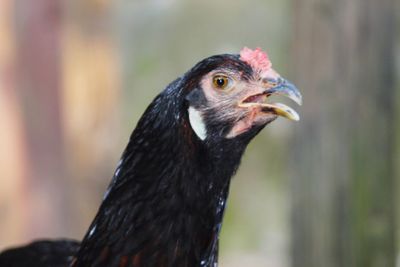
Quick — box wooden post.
[12,0,69,239]
[290,0,397,266]
[0,0,31,248]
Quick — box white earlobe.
[188,106,207,140]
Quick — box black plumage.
[0,240,79,267]
[0,50,301,267]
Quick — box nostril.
[262,78,278,88]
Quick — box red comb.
[239,47,272,74]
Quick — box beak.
[239,78,302,121]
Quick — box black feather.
[0,239,79,267]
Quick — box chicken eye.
[212,76,230,90]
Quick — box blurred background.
[0,0,399,266]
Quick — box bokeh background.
[0,0,399,266]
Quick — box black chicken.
[0,47,301,267]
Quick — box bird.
[0,47,302,267]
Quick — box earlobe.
[188,106,207,140]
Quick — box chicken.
[0,47,301,267]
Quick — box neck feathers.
[73,80,244,267]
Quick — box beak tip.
[291,113,300,122]
[297,96,303,106]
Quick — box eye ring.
[212,75,231,90]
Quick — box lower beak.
[240,79,302,121]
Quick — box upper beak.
[239,78,302,121]
[265,79,302,106]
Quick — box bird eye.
[212,75,230,90]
